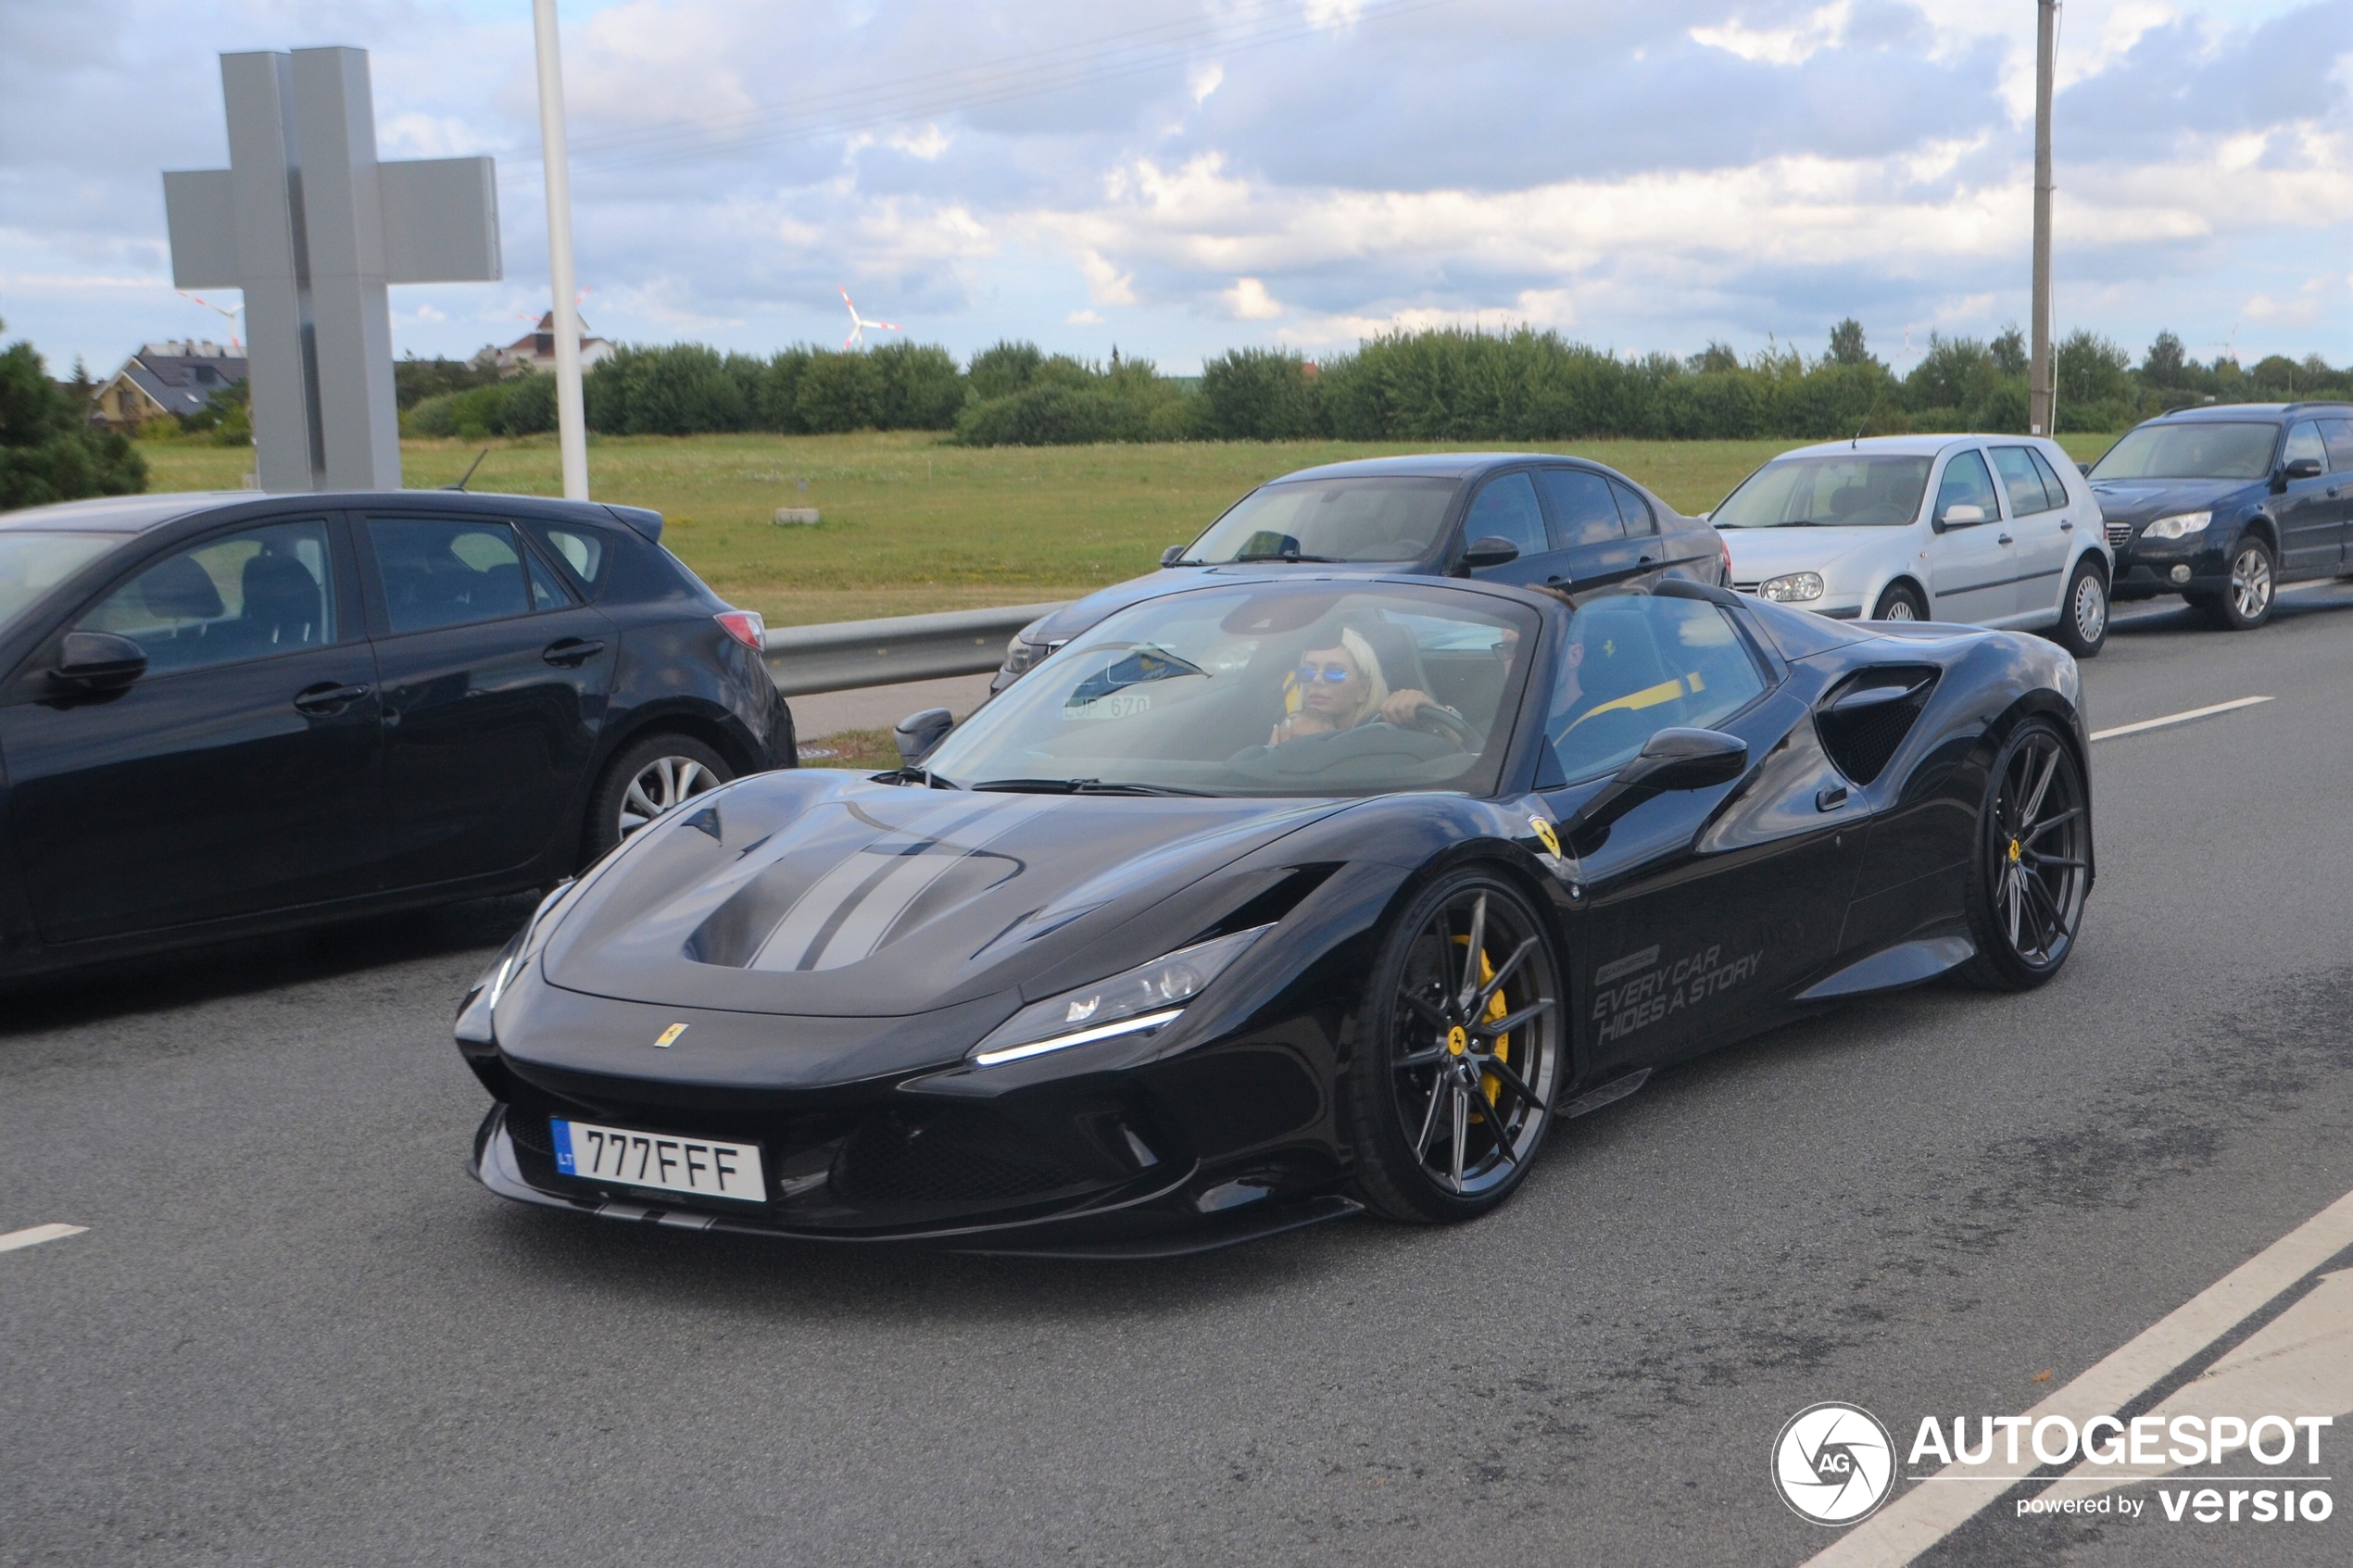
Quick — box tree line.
[396,321,2353,448]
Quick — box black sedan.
[2091,400,2353,628]
[460,571,2091,1255]
[990,451,1730,694]
[0,489,792,978]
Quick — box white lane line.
[0,1223,86,1253]
[1803,1184,2353,1568]
[2090,695,2272,743]
[2108,581,2336,625]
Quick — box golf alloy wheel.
[2071,571,2108,646]
[620,755,721,840]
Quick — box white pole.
[532,0,588,499]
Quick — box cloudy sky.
[4,0,2349,377]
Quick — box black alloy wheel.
[1956,719,2089,991]
[2053,558,2109,658]
[1872,583,1927,621]
[2208,537,2276,630]
[583,731,734,865]
[1343,870,1565,1223]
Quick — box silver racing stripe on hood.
[747,796,1059,972]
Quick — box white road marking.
[1802,1184,2353,1567]
[0,1223,86,1253]
[2090,695,2272,743]
[2041,1267,2353,1499]
[2108,580,2335,625]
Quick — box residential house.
[488,312,613,376]
[90,341,247,432]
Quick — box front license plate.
[551,1118,767,1204]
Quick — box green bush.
[1,330,145,508]
[870,342,965,430]
[950,383,1150,445]
[794,352,880,433]
[1199,348,1327,440]
[584,344,749,435]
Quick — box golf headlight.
[455,880,574,1045]
[2142,511,2210,541]
[1759,571,1826,603]
[970,925,1267,1067]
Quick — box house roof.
[103,349,248,418]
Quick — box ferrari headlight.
[455,880,574,1045]
[1759,571,1825,603]
[2141,511,2210,541]
[970,925,1267,1067]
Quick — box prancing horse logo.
[653,1022,688,1048]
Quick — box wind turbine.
[179,291,243,352]
[840,287,900,350]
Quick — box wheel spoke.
[1402,989,1453,1031]
[1483,1105,1522,1168]
[1414,1076,1446,1161]
[2019,743,2059,826]
[2025,807,2082,843]
[1456,894,1490,1011]
[1449,1084,1468,1190]
[1473,997,1556,1040]
[1395,1046,1448,1072]
[1480,1052,1545,1111]
[2004,865,2022,950]
[1471,936,1539,1012]
[2024,853,2086,871]
[2021,870,2072,944]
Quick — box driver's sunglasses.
[1297,662,1356,684]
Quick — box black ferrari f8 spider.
[459,571,2093,1255]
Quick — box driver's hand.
[1378,690,1434,726]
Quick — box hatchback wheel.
[2053,558,2108,658]
[1872,583,1926,621]
[2208,539,2275,630]
[584,733,733,864]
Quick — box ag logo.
[1772,1402,1895,1525]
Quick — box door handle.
[1816,784,1849,812]
[1639,555,1656,565]
[542,637,606,667]
[292,682,371,715]
[1997,533,2015,546]
[2060,521,2074,532]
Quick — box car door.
[1990,445,2071,620]
[2273,420,2338,579]
[1458,470,1558,589]
[2311,418,2353,575]
[359,510,618,888]
[1921,448,2017,623]
[0,515,384,944]
[1530,467,1659,597]
[1533,594,1867,1074]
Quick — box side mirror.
[1456,535,1522,574]
[2283,456,2324,482]
[51,630,147,693]
[1159,545,1188,568]
[1936,502,1987,530]
[1563,727,1747,848]
[894,707,954,767]
[2076,461,2092,476]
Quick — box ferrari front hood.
[540,772,1343,1017]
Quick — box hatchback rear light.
[715,610,766,651]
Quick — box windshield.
[2089,421,2277,482]
[0,532,122,638]
[1712,454,1933,528]
[1185,477,1460,563]
[922,582,1540,797]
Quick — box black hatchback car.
[991,452,1729,692]
[0,489,793,978]
[2090,401,2353,629]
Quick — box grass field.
[136,430,2124,626]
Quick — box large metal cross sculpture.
[163,47,500,493]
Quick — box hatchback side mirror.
[51,630,147,693]
[1456,535,1521,574]
[2076,461,2092,476]
[894,707,954,767]
[1564,727,1747,848]
[1160,545,1188,568]
[1936,502,1988,531]
[2283,457,2324,482]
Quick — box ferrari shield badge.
[653,1022,689,1048]
[1529,815,1562,859]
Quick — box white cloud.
[1078,248,1138,306]
[1067,307,1104,324]
[1224,276,1283,319]
[1189,62,1225,104]
[1690,3,1852,68]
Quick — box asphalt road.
[6,585,2353,1567]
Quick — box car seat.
[240,552,325,648]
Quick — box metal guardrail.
[761,601,1069,698]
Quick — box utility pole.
[2029,0,2057,436]
[532,0,588,499]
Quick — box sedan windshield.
[2088,422,2277,482]
[0,532,122,639]
[922,582,1540,797]
[1712,455,1932,528]
[1184,476,1460,563]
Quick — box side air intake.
[1816,668,1938,785]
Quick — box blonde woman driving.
[1270,626,1455,746]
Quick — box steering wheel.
[1406,701,1475,744]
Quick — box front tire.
[1872,582,1927,621]
[2208,538,2276,630]
[2053,557,2108,658]
[582,732,733,865]
[1341,870,1565,1223]
[1955,719,2089,991]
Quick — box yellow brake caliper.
[1450,937,1513,1118]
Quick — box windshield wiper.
[970,777,1212,797]
[1228,551,1342,563]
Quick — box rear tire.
[1872,583,1927,621]
[1955,718,2089,992]
[1341,869,1565,1223]
[582,732,733,866]
[2207,538,2275,630]
[2052,558,2108,658]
